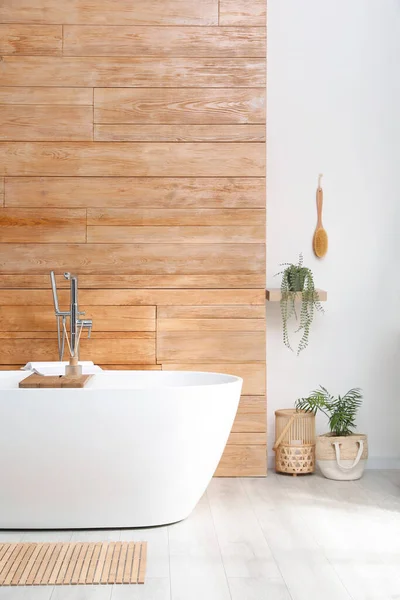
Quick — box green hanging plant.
[275,253,324,354]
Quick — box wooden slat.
[94,88,265,125]
[123,542,135,584]
[0,546,24,585]
[0,306,155,332]
[0,546,16,582]
[108,542,121,584]
[0,209,86,243]
[215,445,266,476]
[158,318,264,331]
[266,288,328,302]
[78,543,95,584]
[102,364,162,370]
[63,544,82,585]
[4,177,265,208]
[87,208,265,227]
[2,545,29,586]
[219,0,266,25]
[0,106,93,141]
[161,363,265,395]
[85,543,102,585]
[70,544,88,585]
[100,543,115,584]
[0,273,265,289]
[0,25,62,55]
[0,289,265,306]
[0,57,265,88]
[18,544,43,586]
[94,124,265,142]
[0,0,218,25]
[0,244,264,274]
[10,545,36,586]
[0,336,155,364]
[131,544,140,584]
[64,25,265,57]
[157,331,265,363]
[33,544,55,585]
[0,178,4,207]
[227,432,266,445]
[0,142,265,177]
[116,542,128,585]
[55,543,76,585]
[93,543,108,585]
[47,543,70,585]
[0,331,154,339]
[87,225,265,244]
[40,543,62,585]
[0,88,93,105]
[157,305,264,318]
[138,543,146,585]
[232,411,266,433]
[25,544,48,585]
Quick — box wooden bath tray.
[19,374,93,388]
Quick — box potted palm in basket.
[295,386,367,480]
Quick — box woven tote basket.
[316,433,368,480]
[274,409,316,476]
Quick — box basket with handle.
[274,409,316,476]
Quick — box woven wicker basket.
[316,433,368,480]
[274,409,316,476]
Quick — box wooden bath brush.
[313,174,328,258]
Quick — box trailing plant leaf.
[295,386,363,436]
[275,254,324,354]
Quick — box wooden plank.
[94,124,265,142]
[0,57,265,88]
[158,318,264,332]
[70,544,88,585]
[131,544,140,584]
[0,289,265,306]
[18,544,43,586]
[108,542,121,584]
[215,445,266,476]
[87,225,265,244]
[157,306,265,318]
[0,331,152,339]
[0,142,265,177]
[0,88,93,105]
[87,208,265,227]
[55,543,76,585]
[47,543,70,585]
[0,337,155,364]
[219,0,266,25]
[93,543,108,585]
[123,542,135,584]
[227,432,266,445]
[0,244,264,274]
[116,542,128,585]
[101,364,161,370]
[78,543,95,584]
[4,177,265,209]
[161,363,265,395]
[157,331,265,363]
[85,543,102,585]
[0,273,265,289]
[0,306,155,332]
[0,209,86,243]
[25,544,48,585]
[138,543,146,585]
[0,106,93,141]
[0,25,62,55]
[64,25,265,57]
[10,544,36,586]
[94,88,265,125]
[0,178,4,207]
[0,0,218,25]
[33,544,55,585]
[232,411,266,433]
[100,543,115,584]
[39,543,62,585]
[63,544,82,586]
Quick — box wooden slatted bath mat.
[0,541,147,586]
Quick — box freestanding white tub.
[0,370,242,529]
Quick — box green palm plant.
[275,254,324,354]
[295,386,363,436]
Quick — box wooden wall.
[0,0,266,476]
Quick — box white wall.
[267,0,400,468]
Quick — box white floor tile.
[229,577,292,600]
[51,586,112,600]
[111,579,170,600]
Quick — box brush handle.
[316,186,323,227]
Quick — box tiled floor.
[0,470,399,600]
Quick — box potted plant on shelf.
[275,254,323,354]
[295,386,367,480]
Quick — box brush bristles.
[313,228,328,258]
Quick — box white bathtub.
[0,370,242,529]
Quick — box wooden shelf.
[266,289,327,302]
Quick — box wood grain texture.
[0,107,93,141]
[87,225,265,244]
[215,445,266,476]
[0,24,62,55]
[4,177,265,208]
[0,306,155,331]
[0,57,265,88]
[0,336,155,364]
[0,88,93,105]
[157,305,265,318]
[101,364,161,370]
[87,208,265,227]
[219,0,266,25]
[157,318,264,331]
[0,244,264,274]
[94,88,265,124]
[0,289,265,306]
[0,143,265,177]
[0,273,265,289]
[0,179,4,207]
[227,432,266,445]
[64,25,265,57]
[157,331,265,362]
[94,124,265,142]
[0,0,218,25]
[0,209,86,242]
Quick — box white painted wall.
[267,0,400,468]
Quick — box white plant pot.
[316,433,368,481]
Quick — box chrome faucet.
[50,271,92,360]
